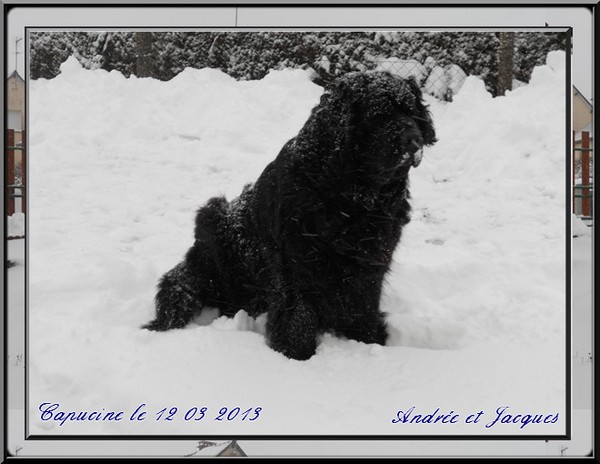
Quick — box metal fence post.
[21,129,26,215]
[581,131,590,217]
[572,131,575,213]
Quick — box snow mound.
[424,64,467,100]
[8,213,25,237]
[59,55,84,74]
[375,58,428,86]
[572,214,591,237]
[546,49,566,74]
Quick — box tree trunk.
[135,32,154,78]
[497,32,515,96]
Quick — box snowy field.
[23,52,570,437]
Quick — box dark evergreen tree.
[98,32,135,76]
[29,30,566,100]
[514,32,566,84]
[67,31,135,76]
[29,32,73,79]
[153,32,217,80]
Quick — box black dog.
[143,72,436,360]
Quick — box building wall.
[7,74,25,133]
[573,90,592,132]
[6,74,25,214]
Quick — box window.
[8,110,22,131]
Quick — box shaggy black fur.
[143,72,436,360]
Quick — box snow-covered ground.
[9,49,584,448]
[6,230,592,456]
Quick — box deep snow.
[24,51,570,438]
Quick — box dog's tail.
[144,197,230,332]
[142,262,204,331]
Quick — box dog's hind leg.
[142,261,205,331]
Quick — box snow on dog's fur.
[143,72,436,360]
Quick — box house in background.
[7,70,25,139]
[572,86,593,220]
[214,441,246,457]
[573,85,592,133]
[187,440,247,457]
[6,70,26,216]
[573,85,593,155]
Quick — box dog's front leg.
[265,276,319,360]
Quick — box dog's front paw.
[266,299,319,361]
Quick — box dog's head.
[309,72,436,181]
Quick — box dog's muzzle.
[412,147,424,167]
[410,140,424,167]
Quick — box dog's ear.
[315,74,366,145]
[406,75,420,91]
[327,72,372,109]
[405,77,437,146]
